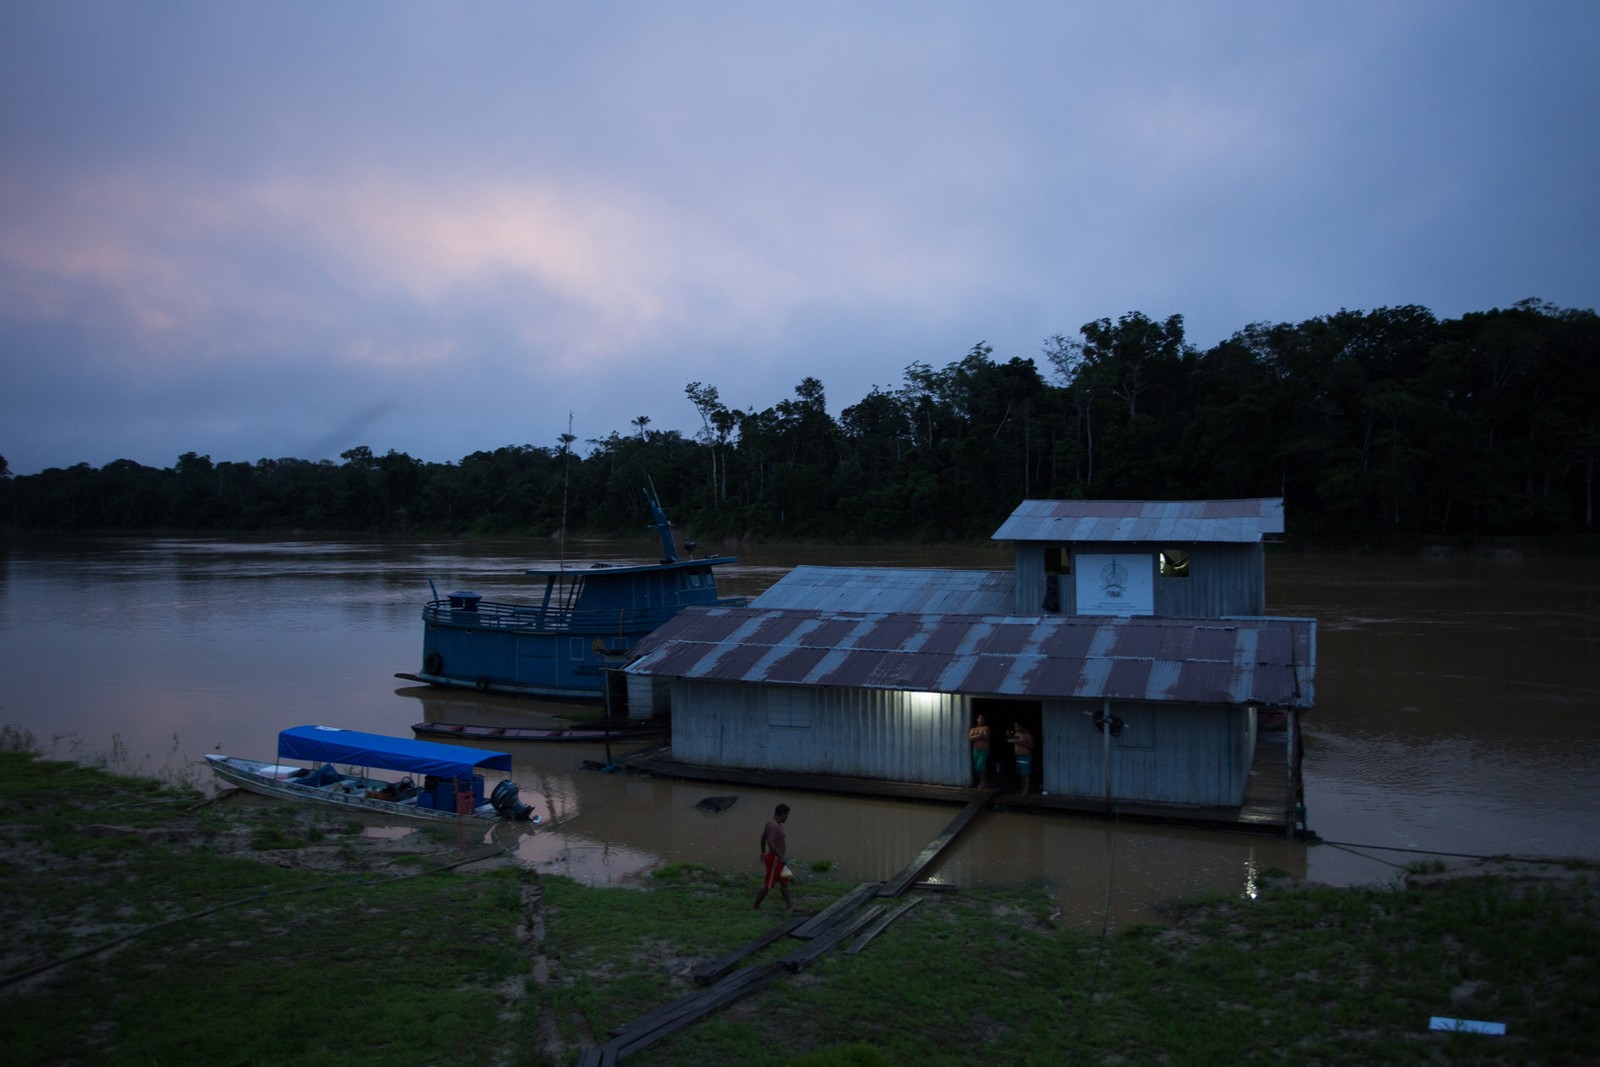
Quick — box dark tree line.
[3,300,1596,546]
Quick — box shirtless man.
[1010,723,1035,796]
[968,713,991,787]
[753,803,793,911]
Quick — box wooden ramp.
[878,788,997,897]
[574,796,998,1062]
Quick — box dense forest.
[3,300,1597,547]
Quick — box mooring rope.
[1070,807,1122,1062]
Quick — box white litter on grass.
[1429,1017,1506,1035]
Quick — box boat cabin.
[994,498,1284,617]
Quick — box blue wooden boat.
[403,488,745,701]
[205,725,538,822]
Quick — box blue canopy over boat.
[277,725,513,779]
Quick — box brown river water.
[2,536,1595,930]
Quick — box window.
[767,687,811,729]
[1159,548,1190,578]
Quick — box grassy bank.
[2,743,1596,1066]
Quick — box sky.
[2,2,1597,476]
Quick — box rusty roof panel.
[765,645,830,683]
[700,640,770,681]
[965,655,1023,694]
[921,618,977,655]
[802,617,861,649]
[1035,624,1100,661]
[1103,658,1155,700]
[857,616,923,649]
[977,622,1033,656]
[1173,659,1238,703]
[991,498,1284,544]
[1187,625,1240,662]
[1024,656,1088,696]
[627,605,1316,708]
[865,653,945,690]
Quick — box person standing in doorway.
[968,713,991,787]
[1010,722,1035,796]
[754,803,793,911]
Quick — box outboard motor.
[489,779,534,821]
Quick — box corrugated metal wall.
[1013,546,1047,613]
[669,676,1255,805]
[1014,542,1266,617]
[1043,699,1252,806]
[670,679,970,786]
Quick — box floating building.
[625,498,1314,834]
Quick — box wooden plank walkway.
[578,884,922,1065]
[878,788,997,897]
[691,915,806,984]
[792,882,882,939]
[574,794,999,1062]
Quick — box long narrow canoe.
[412,721,662,744]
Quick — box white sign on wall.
[1075,553,1154,616]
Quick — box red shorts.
[762,851,786,889]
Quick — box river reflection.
[1,536,1596,929]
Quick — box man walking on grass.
[754,803,793,911]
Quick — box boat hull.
[205,753,506,823]
[412,720,662,743]
[418,604,706,701]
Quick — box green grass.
[2,747,1597,1066]
[0,750,552,1067]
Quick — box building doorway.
[972,697,1044,794]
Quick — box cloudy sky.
[2,2,1596,476]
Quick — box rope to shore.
[0,845,513,990]
[1316,839,1588,867]
[1070,810,1122,1063]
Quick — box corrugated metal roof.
[991,498,1284,544]
[627,605,1316,708]
[750,566,1016,614]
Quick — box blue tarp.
[277,725,513,780]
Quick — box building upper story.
[992,498,1284,619]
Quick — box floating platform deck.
[634,728,1306,837]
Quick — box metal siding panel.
[1013,546,1046,613]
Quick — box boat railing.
[423,595,746,633]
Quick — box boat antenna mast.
[559,413,576,571]
[644,477,678,564]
